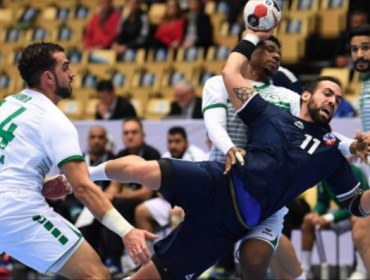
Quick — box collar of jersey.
[253,82,270,90]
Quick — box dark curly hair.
[17,42,64,88]
[257,35,282,49]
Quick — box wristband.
[231,40,257,59]
[322,213,335,223]
[102,208,133,237]
[243,33,260,45]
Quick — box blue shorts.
[152,159,249,280]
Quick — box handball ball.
[244,0,282,31]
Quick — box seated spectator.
[69,126,119,259]
[111,0,149,54]
[334,10,368,68]
[95,80,137,120]
[83,0,121,50]
[167,80,203,119]
[105,117,161,272]
[334,97,356,118]
[134,126,207,250]
[181,0,213,50]
[301,163,369,279]
[153,0,185,48]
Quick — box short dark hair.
[349,24,370,41]
[304,76,341,94]
[168,126,187,140]
[257,36,282,49]
[96,80,114,93]
[123,117,143,131]
[17,42,64,87]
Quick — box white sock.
[295,271,307,280]
[123,277,131,280]
[301,250,312,272]
[356,251,367,274]
[89,162,109,181]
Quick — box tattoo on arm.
[233,87,257,103]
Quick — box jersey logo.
[185,273,195,280]
[323,133,336,146]
[294,121,304,129]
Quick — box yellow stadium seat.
[175,47,204,66]
[57,99,84,120]
[0,9,14,27]
[320,68,350,92]
[144,98,172,119]
[148,3,166,25]
[318,0,349,38]
[128,89,150,118]
[84,99,99,119]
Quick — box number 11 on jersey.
[300,134,320,155]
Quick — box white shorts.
[235,207,288,260]
[144,197,171,227]
[0,191,83,274]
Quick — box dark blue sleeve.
[326,156,362,215]
[237,94,269,126]
[273,72,303,94]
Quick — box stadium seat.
[57,99,84,120]
[84,99,99,119]
[144,98,172,119]
[318,0,349,38]
[148,3,166,25]
[290,0,320,15]
[24,27,50,43]
[0,9,14,27]
[132,67,163,93]
[175,47,204,66]
[320,68,350,92]
[277,34,306,64]
[128,89,150,118]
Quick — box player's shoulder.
[276,66,298,83]
[204,75,225,89]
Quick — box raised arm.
[222,29,275,111]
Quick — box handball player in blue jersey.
[87,30,370,280]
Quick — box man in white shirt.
[0,42,155,279]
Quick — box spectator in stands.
[153,0,185,48]
[95,80,136,120]
[83,0,121,50]
[334,10,368,68]
[300,163,369,279]
[181,0,213,50]
[167,80,203,119]
[111,0,149,54]
[103,117,161,273]
[73,126,119,259]
[134,126,207,250]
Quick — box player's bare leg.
[270,234,305,279]
[130,262,161,280]
[57,240,110,279]
[105,156,161,190]
[239,239,273,279]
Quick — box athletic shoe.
[104,258,122,275]
[347,270,367,280]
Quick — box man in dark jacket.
[167,80,203,119]
[95,80,137,120]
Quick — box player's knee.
[352,222,369,248]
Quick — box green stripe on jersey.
[57,155,85,169]
[202,103,227,113]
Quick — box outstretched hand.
[123,228,158,267]
[224,147,246,175]
[355,130,370,165]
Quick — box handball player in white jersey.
[0,42,156,279]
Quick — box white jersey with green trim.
[0,89,83,192]
[202,75,300,162]
[359,75,370,132]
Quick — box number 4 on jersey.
[300,134,320,155]
[0,100,26,150]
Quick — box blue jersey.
[232,94,360,227]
